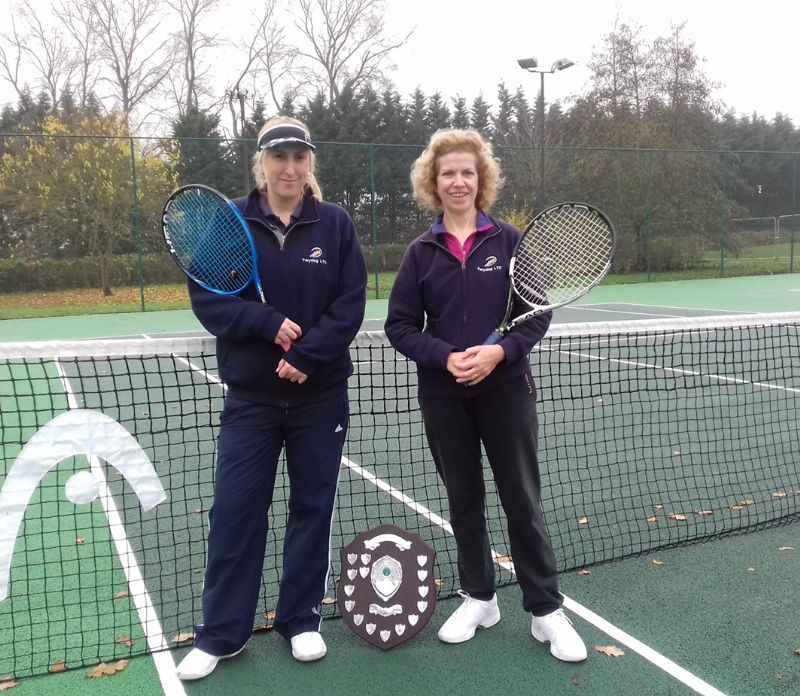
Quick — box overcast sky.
[385,0,800,123]
[1,0,798,126]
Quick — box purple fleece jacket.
[384,214,551,398]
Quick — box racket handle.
[482,330,505,346]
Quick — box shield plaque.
[338,523,436,649]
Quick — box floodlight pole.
[517,57,575,209]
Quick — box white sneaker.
[438,591,501,644]
[290,631,327,662]
[175,646,244,680]
[531,608,587,662]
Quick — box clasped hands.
[275,318,308,384]
[447,345,505,386]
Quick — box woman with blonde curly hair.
[385,128,586,663]
[176,115,367,679]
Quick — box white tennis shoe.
[530,608,587,662]
[175,646,244,680]
[438,591,501,643]
[290,631,327,662]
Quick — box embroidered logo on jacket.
[302,246,327,265]
[477,255,502,272]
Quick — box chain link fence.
[0,133,798,315]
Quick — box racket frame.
[483,202,615,344]
[162,184,266,302]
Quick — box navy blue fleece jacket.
[189,188,367,406]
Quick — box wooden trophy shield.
[338,523,436,649]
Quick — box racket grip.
[482,330,505,346]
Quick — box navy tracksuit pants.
[194,393,348,655]
[419,373,562,616]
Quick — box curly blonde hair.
[410,129,504,212]
[251,116,323,199]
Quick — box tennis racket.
[162,184,266,302]
[483,202,615,345]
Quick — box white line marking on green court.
[55,361,188,696]
[563,598,728,696]
[342,456,729,696]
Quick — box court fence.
[0,133,798,312]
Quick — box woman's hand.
[447,345,505,386]
[276,358,308,384]
[275,318,302,350]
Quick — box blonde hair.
[410,129,503,212]
[251,116,323,199]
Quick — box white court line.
[182,349,731,694]
[56,361,188,696]
[544,346,800,395]
[341,456,729,696]
[579,302,750,315]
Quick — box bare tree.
[0,15,27,101]
[295,0,413,105]
[165,0,220,115]
[56,0,102,109]
[223,0,297,137]
[0,2,75,106]
[82,0,175,126]
[19,1,76,107]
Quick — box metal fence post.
[369,145,378,299]
[129,137,145,311]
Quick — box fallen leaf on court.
[495,555,513,563]
[172,632,194,645]
[75,537,86,544]
[193,568,204,574]
[794,648,800,656]
[747,566,756,572]
[653,504,664,510]
[740,499,755,506]
[50,661,66,672]
[729,504,745,511]
[651,559,665,566]
[595,645,625,657]
[263,610,276,625]
[434,578,445,587]
[322,596,336,605]
[576,569,591,575]
[0,678,18,691]
[578,517,589,526]
[117,636,134,648]
[114,591,129,600]
[645,516,658,523]
[778,546,795,552]
[667,513,687,521]
[194,508,205,515]
[772,492,788,498]
[694,510,713,516]
[86,660,128,678]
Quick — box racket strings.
[164,189,254,293]
[514,206,613,307]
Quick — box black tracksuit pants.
[419,372,562,616]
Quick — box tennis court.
[1,274,799,695]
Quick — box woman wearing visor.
[176,116,367,679]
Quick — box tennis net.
[1,312,799,678]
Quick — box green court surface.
[2,273,799,695]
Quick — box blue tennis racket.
[162,184,266,302]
